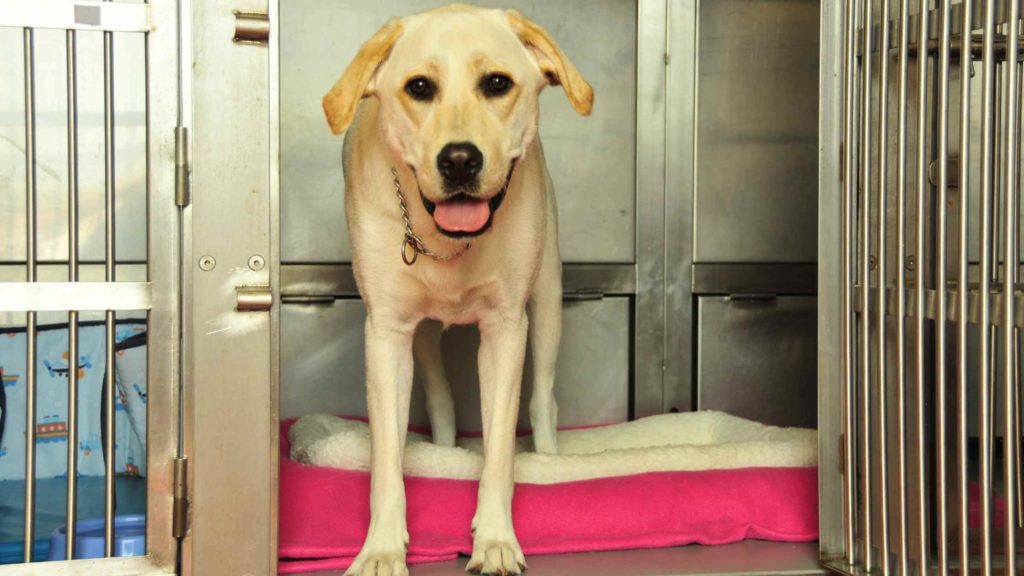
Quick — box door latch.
[236,284,272,312]
[233,10,269,45]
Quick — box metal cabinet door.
[281,298,630,431]
[692,0,820,263]
[697,296,817,428]
[279,0,637,264]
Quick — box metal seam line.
[875,0,892,571]
[1002,0,1020,569]
[860,0,874,569]
[955,1,972,574]
[102,10,116,557]
[913,0,930,570]
[65,28,79,562]
[894,0,911,572]
[842,0,858,565]
[22,25,37,565]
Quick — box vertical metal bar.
[65,28,79,562]
[875,0,892,572]
[21,26,37,566]
[102,19,116,558]
[843,0,858,565]
[955,1,972,575]
[977,0,997,572]
[894,0,911,572]
[861,0,875,569]
[913,0,930,571]
[1001,0,1020,569]
[934,1,953,572]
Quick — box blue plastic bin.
[46,515,145,561]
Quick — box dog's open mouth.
[420,160,517,238]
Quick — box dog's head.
[323,4,593,237]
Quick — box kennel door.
[819,0,1024,573]
[0,1,181,574]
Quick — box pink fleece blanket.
[277,419,818,574]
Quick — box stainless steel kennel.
[4,0,1021,574]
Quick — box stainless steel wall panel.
[697,296,817,428]
[280,298,631,431]
[279,0,636,264]
[663,0,697,416]
[693,0,821,264]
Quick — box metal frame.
[0,1,152,34]
[179,0,276,574]
[0,0,181,573]
[818,0,845,563]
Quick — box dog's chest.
[416,275,505,327]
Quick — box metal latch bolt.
[233,10,269,45]
[236,285,273,312]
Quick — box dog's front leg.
[347,314,416,576]
[467,311,529,575]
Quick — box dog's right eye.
[404,77,436,101]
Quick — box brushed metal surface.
[692,0,820,263]
[697,296,817,428]
[290,541,825,576]
[280,297,630,430]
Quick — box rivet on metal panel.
[198,255,216,271]
[233,10,269,45]
[236,285,273,312]
[906,255,916,271]
[869,255,877,271]
[248,254,265,271]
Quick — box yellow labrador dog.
[322,4,592,575]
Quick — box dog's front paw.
[466,539,527,575]
[345,550,409,576]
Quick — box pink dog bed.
[278,412,818,574]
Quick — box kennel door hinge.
[175,126,191,207]
[172,456,190,539]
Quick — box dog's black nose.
[437,142,483,186]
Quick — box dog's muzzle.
[420,160,517,239]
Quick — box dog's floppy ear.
[505,10,593,116]
[322,18,404,135]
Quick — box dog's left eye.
[481,74,514,97]
[405,77,437,101]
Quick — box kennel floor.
[0,476,146,563]
[289,540,825,575]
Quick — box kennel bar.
[955,1,973,575]
[0,0,180,573]
[1001,0,1020,571]
[821,0,1024,574]
[20,26,37,565]
[66,27,81,559]
[103,11,118,558]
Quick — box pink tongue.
[433,198,491,233]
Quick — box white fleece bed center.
[288,410,817,484]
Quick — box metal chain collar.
[392,167,471,266]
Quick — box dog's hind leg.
[347,313,416,576]
[413,320,457,447]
